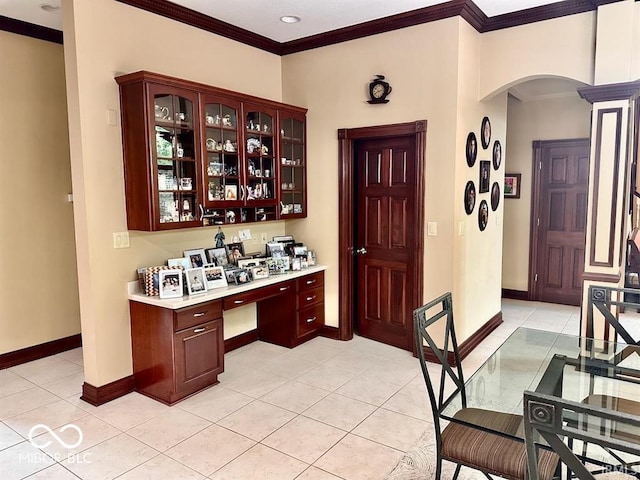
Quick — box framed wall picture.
[504,173,521,199]
[478,200,489,231]
[185,267,207,295]
[479,160,490,193]
[159,270,183,299]
[184,248,207,268]
[203,264,227,289]
[491,182,500,211]
[481,116,491,149]
[464,180,476,215]
[466,132,477,167]
[492,140,502,170]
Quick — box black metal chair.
[586,285,640,349]
[523,390,640,480]
[414,293,559,480]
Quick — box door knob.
[355,247,368,255]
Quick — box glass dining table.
[440,327,640,471]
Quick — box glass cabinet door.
[152,89,200,227]
[279,114,306,218]
[201,97,242,221]
[244,104,277,220]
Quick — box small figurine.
[226,210,236,223]
[222,114,232,127]
[215,227,225,247]
[261,144,269,154]
[224,139,235,152]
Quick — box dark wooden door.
[355,136,417,350]
[534,140,590,306]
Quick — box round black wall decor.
[478,200,488,231]
[492,140,501,170]
[481,116,491,149]
[464,181,476,215]
[491,182,500,211]
[466,132,477,167]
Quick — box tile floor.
[0,299,579,480]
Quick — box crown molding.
[115,0,280,54]
[1,0,626,53]
[0,14,62,44]
[482,0,619,32]
[578,80,640,104]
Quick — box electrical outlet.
[427,222,437,236]
[113,232,130,248]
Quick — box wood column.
[578,81,640,339]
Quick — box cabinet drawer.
[174,300,222,332]
[297,303,325,337]
[224,281,294,310]
[297,286,324,309]
[297,271,324,291]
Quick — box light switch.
[113,232,130,248]
[107,109,117,126]
[427,222,437,236]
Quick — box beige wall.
[282,18,462,333]
[502,94,592,291]
[0,31,80,353]
[62,0,284,386]
[479,13,596,99]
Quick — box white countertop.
[128,265,326,310]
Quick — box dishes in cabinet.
[206,138,217,151]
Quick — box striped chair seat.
[442,408,559,480]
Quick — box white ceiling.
[3,0,567,42]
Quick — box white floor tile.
[9,357,83,386]
[177,386,253,423]
[302,393,376,431]
[0,370,35,399]
[126,408,211,451]
[217,400,296,441]
[0,387,59,421]
[24,463,80,479]
[0,422,25,451]
[335,373,403,406]
[260,380,330,413]
[41,372,84,398]
[164,424,254,476]
[91,393,170,430]
[0,441,55,480]
[209,443,307,480]
[4,399,88,438]
[295,466,343,480]
[61,433,158,479]
[314,434,403,480]
[351,407,431,451]
[116,454,205,479]
[262,415,346,463]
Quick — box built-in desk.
[128,266,326,405]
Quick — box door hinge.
[534,274,538,282]
[537,218,540,227]
[539,161,542,170]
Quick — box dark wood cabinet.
[258,271,325,347]
[130,299,223,405]
[116,71,307,231]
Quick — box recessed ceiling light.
[280,15,301,24]
[40,4,61,14]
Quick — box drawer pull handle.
[193,312,206,317]
[306,317,316,323]
[306,279,316,285]
[234,300,244,304]
[306,295,316,301]
[280,286,289,291]
[193,327,206,333]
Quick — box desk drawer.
[297,271,324,291]
[297,303,325,337]
[297,286,324,309]
[224,281,294,310]
[174,300,222,332]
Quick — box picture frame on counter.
[203,264,227,289]
[167,257,190,270]
[226,242,245,264]
[184,248,207,268]
[307,250,317,266]
[233,268,252,285]
[207,247,228,267]
[252,265,269,279]
[159,270,183,299]
[186,267,207,295]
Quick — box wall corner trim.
[81,376,136,406]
